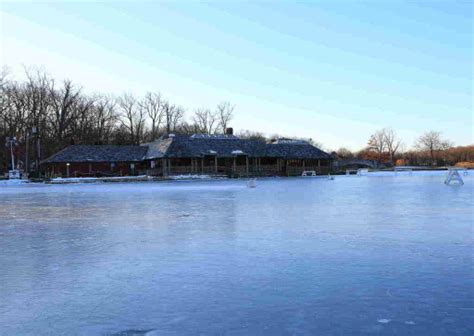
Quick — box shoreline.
[0,168,470,185]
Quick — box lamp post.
[66,163,70,177]
[32,126,41,175]
[5,137,18,171]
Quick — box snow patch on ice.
[169,174,217,180]
[0,179,28,186]
[50,175,148,183]
[377,319,391,324]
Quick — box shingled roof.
[264,142,332,159]
[43,135,331,164]
[144,135,263,159]
[42,145,148,163]
[145,135,331,160]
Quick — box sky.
[1,1,472,151]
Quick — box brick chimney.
[225,127,233,135]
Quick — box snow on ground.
[168,174,226,180]
[0,179,29,186]
[49,175,149,183]
[364,169,470,177]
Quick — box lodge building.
[42,131,333,178]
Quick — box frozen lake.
[1,172,473,335]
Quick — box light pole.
[5,137,18,171]
[32,126,41,176]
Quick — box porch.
[146,157,332,177]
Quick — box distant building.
[42,131,332,178]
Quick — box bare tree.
[216,101,234,133]
[48,79,82,145]
[237,129,267,141]
[367,129,386,162]
[383,128,402,165]
[68,95,96,143]
[92,96,118,144]
[336,147,354,159]
[118,93,146,144]
[141,92,164,141]
[162,101,184,133]
[193,108,217,134]
[175,121,201,135]
[171,106,185,132]
[415,131,453,165]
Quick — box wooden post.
[246,156,249,175]
[302,160,305,172]
[88,163,92,174]
[214,156,218,174]
[201,157,204,174]
[233,157,236,175]
[168,159,172,175]
[162,159,166,176]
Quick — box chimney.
[225,127,233,135]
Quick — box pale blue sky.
[1,1,472,150]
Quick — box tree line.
[335,128,473,167]
[0,68,235,172]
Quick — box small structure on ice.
[247,178,257,188]
[301,170,317,177]
[445,168,464,186]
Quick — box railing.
[286,166,330,176]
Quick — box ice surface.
[0,172,473,335]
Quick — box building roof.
[145,135,266,159]
[43,135,332,164]
[146,135,331,160]
[264,142,332,159]
[42,145,148,163]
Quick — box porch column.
[88,163,92,174]
[246,156,249,174]
[302,160,305,171]
[201,157,204,174]
[168,159,172,175]
[233,157,236,174]
[162,159,167,176]
[214,156,218,173]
